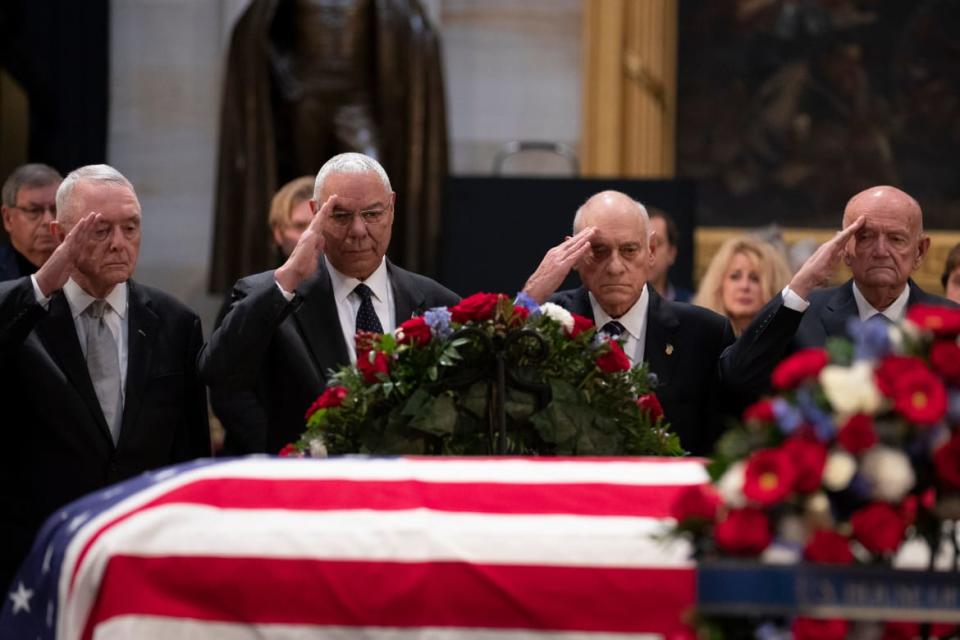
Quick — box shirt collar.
[325,255,389,303]
[63,278,128,319]
[851,281,911,323]
[588,284,649,339]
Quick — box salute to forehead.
[842,185,923,234]
[55,164,141,227]
[573,190,651,241]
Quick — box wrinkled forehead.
[842,189,922,234]
[62,181,141,226]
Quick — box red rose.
[900,488,936,526]
[596,339,631,373]
[883,621,957,640]
[875,355,929,396]
[278,444,300,457]
[792,617,848,640]
[771,348,828,390]
[906,304,960,337]
[714,507,772,556]
[891,367,947,425]
[782,436,827,494]
[636,393,663,420]
[804,529,854,565]
[357,349,391,384]
[570,313,594,337]
[930,340,960,385]
[933,431,960,491]
[450,292,505,323]
[305,385,349,419]
[398,316,432,345]
[837,413,877,454]
[743,447,797,506]
[670,484,722,523]
[742,398,775,423]
[511,305,530,326]
[851,502,907,555]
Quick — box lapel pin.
[665,344,674,356]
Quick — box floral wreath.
[282,292,680,458]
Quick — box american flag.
[2,456,707,639]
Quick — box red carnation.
[714,507,772,556]
[510,305,530,326]
[398,316,432,345]
[851,502,907,555]
[742,398,775,424]
[891,367,947,426]
[875,356,928,396]
[278,444,300,457]
[743,447,797,506]
[933,431,960,491]
[596,340,631,373]
[305,385,349,419]
[930,340,960,385]
[569,312,594,337]
[636,393,664,421]
[670,484,722,523]
[906,304,960,337]
[837,413,878,454]
[900,488,936,526]
[357,349,391,384]
[792,617,848,640]
[804,529,854,565]
[450,292,504,323]
[771,348,828,390]
[782,436,827,494]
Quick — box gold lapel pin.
[665,344,674,356]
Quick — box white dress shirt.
[851,281,911,323]
[589,284,650,365]
[325,256,395,363]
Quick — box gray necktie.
[84,300,123,444]
[354,283,384,334]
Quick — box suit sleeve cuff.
[30,274,52,308]
[781,285,810,312]
[275,280,296,302]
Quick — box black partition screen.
[439,177,696,298]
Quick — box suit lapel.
[388,261,428,322]
[35,292,114,446]
[822,281,858,338]
[293,263,350,375]
[643,289,680,386]
[119,281,159,447]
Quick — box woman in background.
[941,243,960,304]
[694,235,792,336]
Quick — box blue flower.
[513,291,541,315]
[796,387,836,441]
[771,398,804,435]
[850,315,892,361]
[423,307,453,339]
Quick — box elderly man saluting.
[0,165,210,592]
[523,190,749,456]
[200,153,458,454]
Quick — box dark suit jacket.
[199,260,459,454]
[550,286,736,456]
[0,243,27,282]
[727,278,957,400]
[0,276,210,590]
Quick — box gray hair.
[56,164,138,224]
[314,152,392,198]
[2,163,62,206]
[572,191,651,242]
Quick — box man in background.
[0,163,62,281]
[647,207,692,303]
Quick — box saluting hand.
[34,212,102,298]
[789,215,866,300]
[522,226,596,304]
[275,194,335,293]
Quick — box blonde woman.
[694,235,792,335]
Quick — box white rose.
[820,362,882,415]
[308,438,329,458]
[761,543,800,565]
[860,445,915,503]
[822,451,857,492]
[717,461,746,508]
[539,302,575,333]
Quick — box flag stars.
[8,582,33,615]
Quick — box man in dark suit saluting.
[200,153,458,454]
[0,165,210,591]
[523,190,740,456]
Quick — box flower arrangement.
[283,292,681,457]
[671,305,960,639]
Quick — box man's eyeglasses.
[12,203,57,221]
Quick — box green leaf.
[409,393,457,437]
[825,336,854,366]
[461,382,489,418]
[504,389,537,420]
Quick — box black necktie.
[354,283,384,334]
[600,320,625,338]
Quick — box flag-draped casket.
[1,456,707,639]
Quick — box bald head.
[843,185,922,235]
[574,191,650,240]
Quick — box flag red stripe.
[83,555,695,638]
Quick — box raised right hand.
[522,226,596,304]
[34,212,101,298]
[788,215,865,300]
[275,194,336,293]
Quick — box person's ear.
[1,205,11,233]
[308,198,319,214]
[914,235,931,269]
[50,220,67,243]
